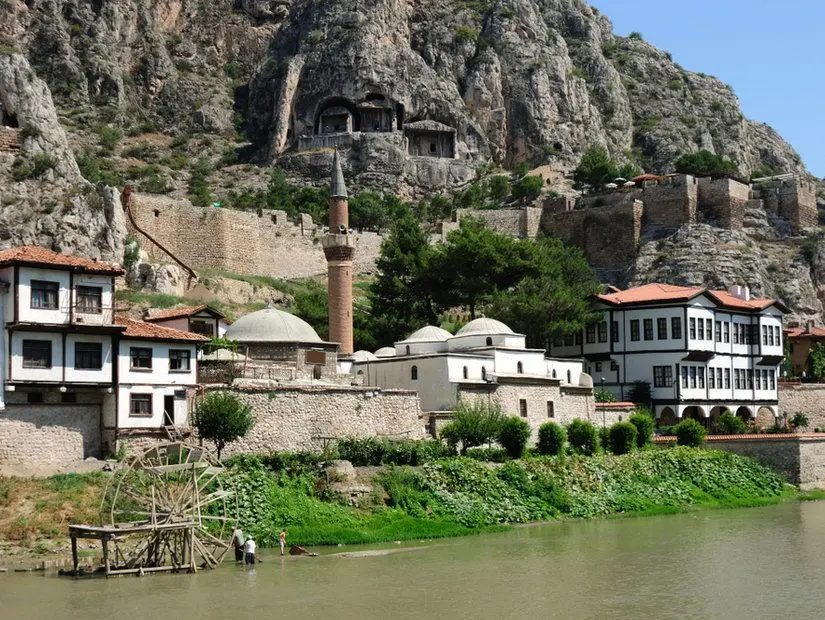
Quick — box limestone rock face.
[0,53,126,263]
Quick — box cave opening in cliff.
[314,97,361,134]
[0,101,18,128]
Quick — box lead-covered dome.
[224,307,322,343]
[455,318,514,336]
[398,325,452,343]
[374,347,396,358]
[351,350,378,362]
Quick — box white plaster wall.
[447,355,491,383]
[447,333,526,351]
[10,331,62,382]
[64,333,114,383]
[18,267,71,324]
[117,385,190,428]
[492,349,545,375]
[118,339,198,386]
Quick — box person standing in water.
[231,527,245,563]
[244,536,256,565]
[279,528,287,556]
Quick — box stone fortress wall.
[127,193,384,279]
[456,173,817,273]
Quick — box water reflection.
[3,502,825,619]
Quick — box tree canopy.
[673,150,738,177]
[193,391,253,460]
[573,146,640,191]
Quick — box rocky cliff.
[0,0,823,320]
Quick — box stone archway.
[709,406,729,427]
[658,406,677,427]
[682,405,708,428]
[735,405,753,422]
[756,406,776,429]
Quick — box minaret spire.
[321,151,355,355]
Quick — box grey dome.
[398,325,452,343]
[374,347,396,358]
[352,350,378,362]
[225,307,322,343]
[456,317,514,336]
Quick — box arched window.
[567,370,571,384]
[517,361,523,374]
[405,345,411,356]
[313,366,322,380]
[481,366,486,380]
[552,369,557,379]
[411,365,418,380]
[486,337,492,346]
[462,366,468,379]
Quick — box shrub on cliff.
[566,419,599,455]
[674,418,707,447]
[537,422,566,456]
[497,417,532,459]
[673,149,737,177]
[629,409,655,447]
[193,391,253,459]
[608,422,637,455]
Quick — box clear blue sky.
[591,0,825,178]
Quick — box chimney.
[807,320,815,334]
[727,284,750,301]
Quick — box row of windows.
[630,317,682,342]
[411,362,529,381]
[21,340,190,371]
[670,365,776,391]
[688,318,781,346]
[30,281,102,313]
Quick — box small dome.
[225,307,322,343]
[455,317,514,337]
[398,325,452,343]
[351,350,378,362]
[374,347,396,358]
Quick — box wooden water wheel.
[96,442,237,574]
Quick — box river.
[3,501,825,619]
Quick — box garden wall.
[779,383,825,430]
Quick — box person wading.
[244,536,256,565]
[279,528,288,556]
[231,527,245,563]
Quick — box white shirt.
[244,539,256,554]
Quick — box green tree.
[428,217,534,318]
[537,422,566,456]
[675,418,707,447]
[487,237,601,348]
[497,417,532,459]
[193,391,253,459]
[566,419,599,456]
[711,411,749,435]
[440,400,504,455]
[594,388,615,403]
[629,409,655,448]
[673,150,738,177]
[627,381,652,405]
[349,191,392,232]
[608,422,637,455]
[367,206,438,346]
[487,175,511,202]
[808,342,825,379]
[511,175,543,202]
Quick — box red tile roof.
[145,304,224,322]
[115,315,209,342]
[596,283,704,305]
[707,290,775,311]
[0,245,124,275]
[596,283,777,312]
[786,326,825,339]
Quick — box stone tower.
[321,151,355,355]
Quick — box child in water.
[244,536,256,565]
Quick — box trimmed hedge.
[537,422,566,456]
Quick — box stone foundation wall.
[128,193,383,279]
[642,174,697,228]
[0,127,21,151]
[205,385,424,455]
[779,383,825,430]
[541,200,643,269]
[0,404,101,468]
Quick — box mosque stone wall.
[204,385,425,455]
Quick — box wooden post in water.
[70,533,78,574]
[102,537,110,578]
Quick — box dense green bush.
[336,437,452,466]
[711,412,749,435]
[567,419,599,456]
[537,422,566,456]
[608,422,637,455]
[511,175,543,202]
[498,417,532,458]
[675,418,707,447]
[464,447,508,463]
[629,410,655,447]
[440,400,504,455]
[594,388,616,403]
[674,150,737,177]
[627,381,652,405]
[193,391,253,459]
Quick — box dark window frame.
[75,342,103,370]
[30,280,59,310]
[76,285,102,314]
[630,320,640,342]
[689,317,696,340]
[657,317,667,340]
[671,317,682,340]
[22,339,52,368]
[643,318,654,341]
[653,365,673,388]
[597,321,608,343]
[169,349,191,372]
[130,346,153,370]
[546,401,554,418]
[129,393,153,417]
[519,399,527,418]
[411,365,418,380]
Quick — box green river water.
[3,501,825,619]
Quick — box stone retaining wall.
[778,383,825,430]
[204,385,424,456]
[0,404,101,468]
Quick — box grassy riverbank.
[0,447,799,557]
[228,447,788,547]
